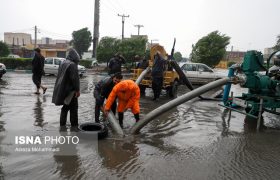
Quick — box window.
[182,64,197,71]
[54,59,62,65]
[198,65,213,72]
[45,58,53,65]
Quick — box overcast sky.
[0,0,279,57]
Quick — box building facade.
[4,32,32,46]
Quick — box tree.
[190,31,230,68]
[96,36,147,66]
[117,37,147,65]
[96,37,120,64]
[173,52,183,62]
[273,35,280,51]
[0,41,10,57]
[70,28,92,57]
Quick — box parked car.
[0,63,7,79]
[44,57,86,77]
[8,54,21,58]
[91,60,99,67]
[180,62,226,84]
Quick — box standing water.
[0,72,280,179]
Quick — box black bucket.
[78,122,108,140]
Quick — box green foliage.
[0,57,32,69]
[274,35,280,51]
[173,52,183,62]
[79,60,92,68]
[0,41,10,57]
[97,37,147,66]
[117,37,147,64]
[96,37,120,63]
[190,31,230,68]
[70,27,92,57]
[145,49,151,60]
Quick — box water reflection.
[220,109,231,136]
[53,130,84,179]
[98,138,140,173]
[33,96,47,127]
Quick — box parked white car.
[44,57,86,77]
[180,62,226,84]
[0,63,7,79]
[8,54,20,58]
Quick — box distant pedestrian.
[151,51,166,101]
[32,48,47,94]
[137,57,149,69]
[52,48,80,127]
[93,73,123,123]
[108,53,126,75]
[133,55,141,68]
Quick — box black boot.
[134,113,140,123]
[118,112,124,128]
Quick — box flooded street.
[1,72,280,180]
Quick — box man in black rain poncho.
[151,51,166,101]
[52,48,80,127]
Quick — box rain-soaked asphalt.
[1,71,280,180]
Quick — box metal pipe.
[130,77,230,134]
[135,67,151,85]
[257,98,264,131]
[223,67,235,105]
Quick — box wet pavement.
[1,72,280,180]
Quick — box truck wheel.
[169,81,178,98]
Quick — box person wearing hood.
[151,51,166,101]
[52,48,80,127]
[104,80,140,128]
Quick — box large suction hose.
[130,77,230,134]
[135,67,151,85]
[106,111,124,135]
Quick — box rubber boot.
[134,113,140,123]
[118,112,124,128]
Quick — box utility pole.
[92,0,100,58]
[34,25,37,49]
[117,14,129,40]
[134,24,144,35]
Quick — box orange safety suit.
[105,80,140,114]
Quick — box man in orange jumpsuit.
[104,80,140,128]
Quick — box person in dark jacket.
[32,48,47,94]
[52,48,80,127]
[108,53,126,75]
[151,51,166,101]
[93,73,123,123]
[136,57,149,69]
